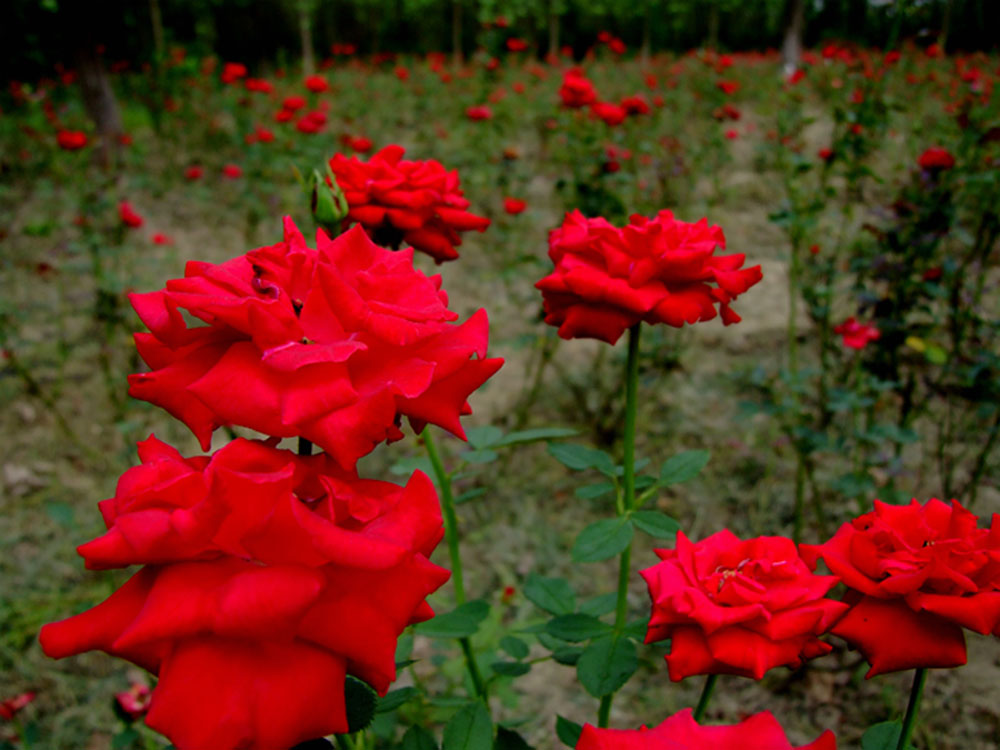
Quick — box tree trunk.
[548,0,559,61]
[706,0,719,51]
[149,0,165,60]
[451,0,463,65]
[781,0,805,76]
[640,0,652,64]
[299,0,316,76]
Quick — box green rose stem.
[421,426,488,701]
[692,674,718,722]
[897,668,927,750]
[597,323,641,728]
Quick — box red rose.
[918,146,955,171]
[119,201,144,229]
[184,165,203,181]
[559,68,598,109]
[151,233,172,245]
[283,95,307,111]
[255,126,275,143]
[576,708,835,750]
[724,128,739,140]
[275,108,295,123]
[222,163,242,179]
[127,218,502,468]
[244,78,273,94]
[304,74,328,93]
[801,499,1000,677]
[221,62,247,84]
[620,95,650,116]
[833,317,880,349]
[535,210,763,344]
[503,197,527,215]
[0,692,35,721]
[506,37,528,52]
[641,531,847,680]
[297,114,322,134]
[717,79,739,95]
[465,105,493,121]
[56,130,88,150]
[41,436,449,750]
[608,38,626,55]
[116,683,152,720]
[328,145,491,263]
[348,135,373,153]
[591,101,627,126]
[818,147,833,161]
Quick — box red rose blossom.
[535,210,763,344]
[577,708,835,750]
[0,692,35,721]
[222,163,242,179]
[116,682,152,720]
[465,105,493,121]
[220,62,247,85]
[918,146,956,171]
[328,145,490,263]
[283,95,307,111]
[184,165,203,181]
[119,201,144,229]
[717,79,740,95]
[591,101,627,126]
[559,68,598,109]
[41,436,448,750]
[641,531,847,680]
[127,218,502,468]
[503,197,527,215]
[151,233,173,245]
[833,317,880,349]
[304,74,328,93]
[620,95,650,116]
[56,130,88,150]
[801,499,1000,677]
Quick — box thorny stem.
[897,668,927,750]
[421,427,488,701]
[598,324,642,728]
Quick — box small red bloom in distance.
[57,130,88,150]
[503,197,527,215]
[918,146,956,171]
[833,317,880,349]
[119,201,144,229]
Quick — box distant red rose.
[119,201,144,229]
[328,144,491,263]
[221,62,247,84]
[559,68,598,108]
[642,531,847,681]
[802,499,1000,677]
[57,130,88,150]
[305,75,328,93]
[620,95,650,116]
[255,126,275,143]
[465,105,493,121]
[297,115,322,134]
[348,135,373,153]
[725,128,739,139]
[222,163,242,179]
[608,38,626,55]
[116,683,152,720]
[126,218,502,467]
[503,197,527,215]
[184,165,203,181]
[151,233,173,245]
[717,79,740,95]
[536,210,763,344]
[833,317,880,349]
[818,147,833,161]
[918,146,955,171]
[506,38,528,52]
[275,108,294,123]
[283,96,307,111]
[394,66,410,81]
[0,692,35,721]
[591,101,626,126]
[577,709,836,750]
[244,78,273,93]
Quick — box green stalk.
[896,668,927,750]
[421,427,487,700]
[597,323,642,728]
[693,673,718,722]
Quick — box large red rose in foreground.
[576,708,835,750]
[328,145,490,262]
[801,499,1000,676]
[41,437,448,750]
[535,210,762,344]
[641,531,847,681]
[127,218,502,469]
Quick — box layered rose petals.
[40,438,449,750]
[801,499,1000,676]
[576,708,836,750]
[328,145,490,263]
[127,218,502,468]
[641,531,848,681]
[536,210,762,344]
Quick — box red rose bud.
[918,146,955,171]
[503,197,527,215]
[115,683,152,720]
[576,708,836,750]
[801,499,1000,677]
[833,317,880,349]
[40,436,449,749]
[641,531,848,681]
[57,130,88,150]
[328,145,490,263]
[119,201,144,229]
[536,210,763,344]
[126,218,502,468]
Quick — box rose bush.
[535,210,763,344]
[576,708,836,750]
[127,218,502,469]
[641,530,848,680]
[41,436,448,750]
[327,145,490,262]
[801,499,1000,676]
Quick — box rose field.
[2,3,1000,750]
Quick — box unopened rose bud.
[310,166,348,231]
